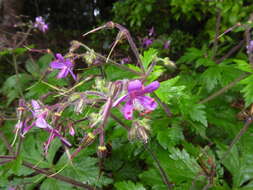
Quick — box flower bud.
[83,50,96,64]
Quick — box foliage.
[1,1,253,190]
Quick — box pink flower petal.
[122,99,134,120]
[143,81,160,93]
[128,80,143,92]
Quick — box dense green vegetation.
[1,1,253,190]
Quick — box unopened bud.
[69,40,81,52]
[83,50,96,64]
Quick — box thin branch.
[216,39,245,64]
[22,161,95,190]
[220,117,253,161]
[152,92,172,117]
[110,113,130,130]
[79,43,142,76]
[212,9,221,60]
[143,143,174,190]
[198,74,247,104]
[110,114,173,189]
[0,130,15,154]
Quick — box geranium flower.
[113,80,160,120]
[143,37,153,47]
[34,16,48,33]
[50,53,76,80]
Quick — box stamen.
[17,107,25,111]
[98,146,107,151]
[54,112,61,117]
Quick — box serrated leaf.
[114,181,146,190]
[240,75,253,107]
[233,59,253,73]
[140,48,158,71]
[155,76,186,104]
[200,66,221,92]
[147,65,165,81]
[189,104,207,127]
[40,178,74,190]
[1,74,33,105]
[177,48,203,64]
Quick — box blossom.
[247,40,253,54]
[113,80,160,120]
[143,37,153,47]
[120,57,131,64]
[34,16,48,33]
[164,40,171,49]
[148,27,155,37]
[50,53,77,80]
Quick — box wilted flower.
[34,16,48,33]
[247,40,253,54]
[50,53,77,80]
[113,80,160,120]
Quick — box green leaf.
[40,178,74,190]
[200,66,221,92]
[233,59,253,73]
[140,48,158,71]
[105,65,136,81]
[147,65,165,81]
[156,76,186,104]
[240,75,253,107]
[1,73,33,105]
[189,104,207,127]
[115,181,146,190]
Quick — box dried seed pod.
[97,145,107,158]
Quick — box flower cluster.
[34,16,48,33]
[15,99,71,154]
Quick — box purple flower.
[50,53,77,80]
[143,37,153,47]
[148,27,155,37]
[164,40,171,49]
[31,100,50,129]
[27,100,71,151]
[121,57,131,64]
[247,40,253,54]
[113,80,160,120]
[34,16,48,33]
